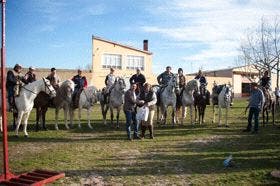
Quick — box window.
[126,55,144,70]
[102,54,122,69]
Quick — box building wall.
[92,37,156,89]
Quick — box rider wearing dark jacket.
[6,64,27,111]
[71,69,88,107]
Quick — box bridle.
[21,78,55,96]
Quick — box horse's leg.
[87,108,93,129]
[77,107,82,129]
[15,112,24,137]
[212,105,216,123]
[42,107,48,130]
[181,105,186,125]
[22,112,31,137]
[55,108,59,130]
[35,108,40,131]
[198,106,201,125]
[110,107,114,127]
[262,109,265,127]
[194,105,198,122]
[13,112,18,130]
[201,106,205,124]
[218,105,222,126]
[102,104,108,125]
[172,106,176,126]
[69,107,74,128]
[64,107,70,130]
[116,107,120,129]
[190,105,194,125]
[157,105,160,124]
[225,107,229,127]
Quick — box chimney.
[143,40,148,51]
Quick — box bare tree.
[238,16,280,87]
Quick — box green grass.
[1,98,280,185]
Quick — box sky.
[4,0,280,74]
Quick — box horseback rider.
[176,68,186,108]
[104,67,116,103]
[129,68,146,95]
[259,70,271,90]
[6,64,28,112]
[194,70,210,105]
[46,67,60,89]
[71,69,88,107]
[157,66,174,87]
[259,70,272,107]
[24,66,36,83]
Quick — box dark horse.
[261,87,276,126]
[194,84,210,124]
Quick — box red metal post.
[1,0,13,180]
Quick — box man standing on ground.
[243,82,265,134]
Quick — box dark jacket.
[195,75,207,85]
[24,71,36,83]
[139,90,157,110]
[72,75,87,90]
[6,70,26,88]
[123,89,137,112]
[129,73,146,87]
[259,76,271,89]
[157,72,174,86]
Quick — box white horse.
[212,84,233,127]
[180,79,200,125]
[158,75,179,126]
[70,86,99,129]
[100,77,126,128]
[0,78,56,136]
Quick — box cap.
[136,68,141,71]
[51,67,56,72]
[110,67,115,71]
[29,66,35,70]
[14,64,22,69]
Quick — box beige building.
[186,65,278,97]
[91,36,156,89]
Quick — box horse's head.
[223,84,233,104]
[114,77,126,93]
[42,78,56,98]
[187,79,200,94]
[167,74,180,93]
[60,79,75,102]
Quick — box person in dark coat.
[24,66,36,83]
[129,68,146,95]
[71,69,88,107]
[194,70,207,85]
[6,64,27,111]
[123,83,144,140]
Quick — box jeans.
[247,107,260,132]
[125,111,138,139]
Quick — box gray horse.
[179,79,200,125]
[100,77,126,128]
[158,75,179,126]
[212,84,233,127]
[34,79,75,131]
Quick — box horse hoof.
[24,135,28,138]
[15,135,19,138]
[43,128,48,131]
[225,125,229,128]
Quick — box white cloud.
[142,0,280,72]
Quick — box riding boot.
[148,125,154,139]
